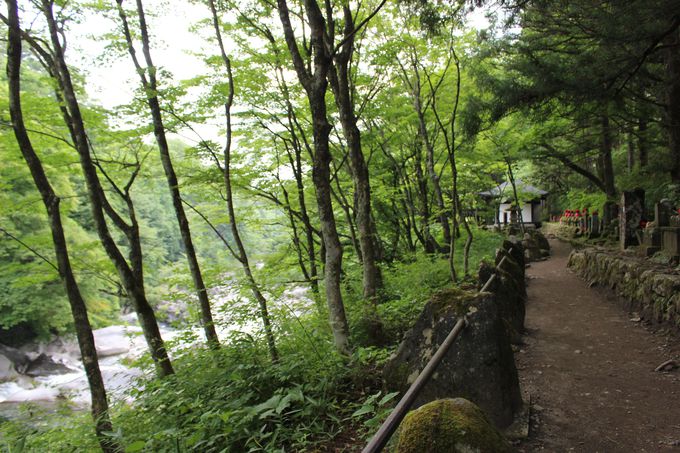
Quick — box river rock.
[0,344,31,374]
[24,353,73,377]
[93,325,141,357]
[396,398,516,453]
[0,354,18,381]
[383,288,522,428]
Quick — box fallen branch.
[654,359,678,372]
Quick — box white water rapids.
[0,284,312,420]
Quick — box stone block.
[383,289,522,428]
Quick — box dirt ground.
[517,239,680,452]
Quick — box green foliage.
[343,227,503,345]
[561,189,607,214]
[1,330,351,452]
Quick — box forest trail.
[517,240,680,452]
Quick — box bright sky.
[73,3,490,111]
[72,2,211,111]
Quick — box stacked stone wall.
[568,248,680,331]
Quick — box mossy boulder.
[383,288,522,428]
[396,398,516,453]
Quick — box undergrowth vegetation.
[0,228,502,452]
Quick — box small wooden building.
[479,180,548,227]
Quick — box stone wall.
[568,248,680,331]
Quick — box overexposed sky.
[74,2,490,110]
[72,2,211,110]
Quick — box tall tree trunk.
[638,119,648,168]
[600,113,617,199]
[410,64,451,246]
[5,4,119,450]
[277,0,350,354]
[665,26,680,184]
[414,141,438,253]
[599,112,618,229]
[627,132,635,173]
[117,0,220,348]
[327,6,382,305]
[41,0,174,377]
[207,0,278,362]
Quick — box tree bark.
[41,0,174,378]
[207,0,278,362]
[327,6,382,304]
[665,26,680,184]
[277,0,350,354]
[117,0,220,348]
[6,4,119,450]
[600,113,617,199]
[638,119,648,168]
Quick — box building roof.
[479,180,548,199]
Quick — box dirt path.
[517,239,680,452]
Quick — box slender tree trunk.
[665,26,680,184]
[6,5,119,450]
[277,0,350,354]
[41,0,174,377]
[414,141,438,253]
[330,166,362,260]
[506,158,525,234]
[116,0,220,349]
[448,54,473,275]
[327,7,382,304]
[600,113,617,199]
[285,126,320,296]
[627,132,635,173]
[638,119,648,168]
[310,94,350,354]
[411,67,451,246]
[207,0,278,362]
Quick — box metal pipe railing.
[361,247,515,453]
[361,317,466,453]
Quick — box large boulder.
[396,398,516,453]
[24,353,74,377]
[0,344,30,374]
[0,353,19,381]
[93,325,138,358]
[383,288,522,428]
[0,344,74,378]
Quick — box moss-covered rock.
[396,398,516,453]
[568,248,680,331]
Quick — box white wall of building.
[498,202,535,224]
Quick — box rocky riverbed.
[0,283,312,420]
